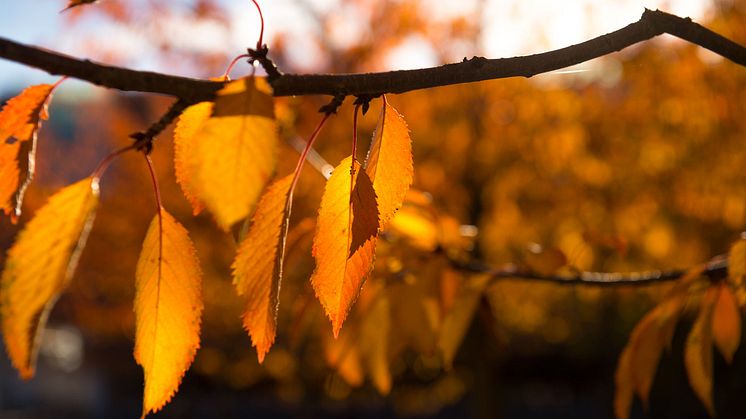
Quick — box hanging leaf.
[177,76,278,231]
[134,210,203,417]
[173,102,211,216]
[1,177,99,379]
[685,288,717,417]
[712,283,741,364]
[311,156,379,337]
[0,84,55,222]
[613,295,685,419]
[232,174,293,363]
[437,274,490,370]
[364,96,413,228]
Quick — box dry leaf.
[685,287,717,417]
[134,211,203,417]
[311,156,379,337]
[1,178,98,379]
[180,77,278,231]
[232,174,293,363]
[173,102,211,215]
[712,283,741,364]
[0,84,54,221]
[364,96,413,228]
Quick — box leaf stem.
[251,0,265,49]
[222,54,252,81]
[90,144,137,182]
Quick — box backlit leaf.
[173,102,211,215]
[311,156,379,337]
[187,77,278,231]
[438,274,489,370]
[134,210,203,417]
[1,178,98,379]
[0,84,54,222]
[712,283,741,364]
[232,174,293,363]
[364,96,413,228]
[685,287,717,417]
[324,324,364,387]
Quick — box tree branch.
[0,9,743,102]
[450,255,728,287]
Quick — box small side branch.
[0,10,742,102]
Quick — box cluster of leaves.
[0,66,419,415]
[2,1,746,418]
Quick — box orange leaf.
[685,287,718,417]
[311,156,379,337]
[712,283,741,364]
[232,174,293,363]
[134,210,203,417]
[0,84,54,221]
[1,178,98,379]
[364,96,413,228]
[359,292,391,394]
[173,102,211,215]
[614,343,635,419]
[613,296,684,419]
[437,274,489,370]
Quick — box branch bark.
[0,9,743,103]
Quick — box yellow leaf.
[437,274,489,370]
[359,292,391,395]
[232,174,293,363]
[685,287,717,417]
[364,96,413,228]
[311,156,379,337]
[173,102,211,216]
[0,84,54,221]
[1,177,98,379]
[188,77,278,231]
[387,190,439,251]
[134,211,203,417]
[728,239,746,306]
[712,283,741,364]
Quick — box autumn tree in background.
[1,1,745,418]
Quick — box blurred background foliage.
[1,0,746,418]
